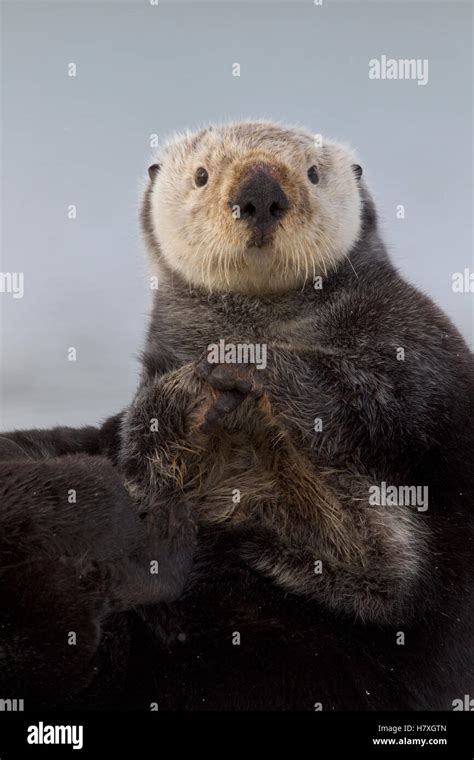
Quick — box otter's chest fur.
[151,286,335,489]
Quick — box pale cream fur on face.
[145,121,362,295]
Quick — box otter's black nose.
[234,168,289,246]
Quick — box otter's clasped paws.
[194,358,264,432]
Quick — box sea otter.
[1,121,473,710]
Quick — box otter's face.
[143,121,363,294]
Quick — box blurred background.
[1,0,472,430]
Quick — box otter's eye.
[195,167,209,187]
[307,165,319,185]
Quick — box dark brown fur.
[1,140,473,710]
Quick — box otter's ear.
[148,163,161,181]
[352,164,363,181]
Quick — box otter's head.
[142,121,364,294]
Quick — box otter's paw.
[194,360,264,432]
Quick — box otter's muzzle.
[232,166,289,248]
